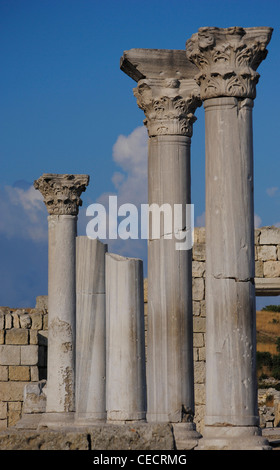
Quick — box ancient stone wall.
[0,297,48,429]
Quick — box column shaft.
[47,214,77,414]
[106,253,146,422]
[204,97,257,427]
[75,237,107,422]
[147,135,194,423]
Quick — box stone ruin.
[0,26,277,450]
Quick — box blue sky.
[0,0,279,308]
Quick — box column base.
[173,423,202,450]
[197,426,272,451]
[74,412,106,424]
[37,412,75,430]
[107,411,146,422]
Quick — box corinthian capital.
[120,48,201,137]
[186,26,273,100]
[134,78,201,137]
[34,173,89,216]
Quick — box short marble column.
[121,49,201,446]
[105,253,146,422]
[34,173,89,426]
[75,237,107,423]
[186,26,273,450]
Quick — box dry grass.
[256,310,280,356]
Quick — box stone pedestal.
[34,173,89,427]
[186,25,273,450]
[105,253,146,422]
[75,237,107,423]
[121,49,201,440]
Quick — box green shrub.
[262,305,280,312]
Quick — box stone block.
[263,261,280,278]
[0,331,4,345]
[0,420,7,430]
[194,361,206,384]
[200,300,206,317]
[9,366,30,381]
[194,227,206,244]
[255,260,264,277]
[23,380,47,414]
[0,345,20,365]
[29,330,38,345]
[11,313,20,329]
[0,402,7,420]
[192,301,200,316]
[6,329,28,345]
[0,381,28,401]
[8,402,22,427]
[20,346,38,366]
[198,346,206,361]
[89,423,174,450]
[19,314,31,329]
[257,245,277,261]
[193,332,204,348]
[0,366,8,381]
[192,278,205,301]
[5,314,12,329]
[30,312,43,330]
[192,243,206,261]
[193,316,206,333]
[194,384,206,405]
[192,261,205,277]
[0,313,4,330]
[259,227,280,245]
[30,366,39,382]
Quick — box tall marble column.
[186,26,273,450]
[34,173,89,426]
[121,49,201,445]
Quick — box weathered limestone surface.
[75,237,107,423]
[186,26,273,450]
[121,48,201,438]
[0,423,175,450]
[34,174,89,424]
[106,253,146,422]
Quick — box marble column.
[105,253,146,422]
[186,26,273,450]
[75,237,107,423]
[121,49,201,445]
[34,173,89,426]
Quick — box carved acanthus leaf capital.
[34,173,89,216]
[133,78,201,137]
[186,26,273,100]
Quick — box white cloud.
[83,126,148,260]
[0,183,47,242]
[266,186,279,197]
[254,214,262,228]
[111,126,148,206]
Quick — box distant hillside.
[257,310,280,356]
